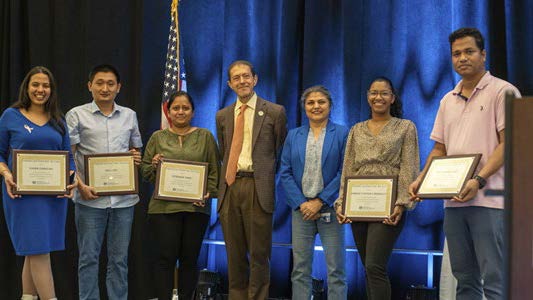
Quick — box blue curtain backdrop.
[0,0,532,299]
[171,1,533,297]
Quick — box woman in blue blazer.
[280,85,349,300]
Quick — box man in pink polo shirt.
[409,28,520,300]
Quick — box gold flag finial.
[171,0,178,14]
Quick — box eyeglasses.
[367,90,393,98]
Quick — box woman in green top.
[141,91,220,300]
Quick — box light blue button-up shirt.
[66,101,143,208]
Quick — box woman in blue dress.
[0,66,76,300]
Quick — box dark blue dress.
[0,108,75,255]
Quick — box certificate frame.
[154,158,208,202]
[417,154,482,199]
[84,153,138,196]
[342,175,397,222]
[12,149,69,195]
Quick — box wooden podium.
[505,93,533,299]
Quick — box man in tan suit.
[216,60,287,299]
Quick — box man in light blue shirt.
[66,64,142,300]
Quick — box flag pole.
[172,0,181,89]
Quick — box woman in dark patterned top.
[335,77,420,300]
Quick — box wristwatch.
[473,175,486,189]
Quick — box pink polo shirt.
[430,71,521,209]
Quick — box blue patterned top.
[301,127,326,198]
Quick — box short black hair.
[167,90,195,111]
[88,64,121,83]
[449,27,485,51]
[227,60,256,80]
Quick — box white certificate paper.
[85,153,138,195]
[417,154,481,198]
[155,159,207,202]
[13,150,68,195]
[20,158,62,187]
[349,183,388,213]
[92,160,132,188]
[343,176,397,221]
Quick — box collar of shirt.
[234,92,257,114]
[89,100,122,116]
[452,71,492,99]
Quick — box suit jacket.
[216,96,287,213]
[279,121,349,210]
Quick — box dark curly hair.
[367,76,403,119]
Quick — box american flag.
[161,0,187,129]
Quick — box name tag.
[320,212,331,223]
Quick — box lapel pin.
[258,111,264,116]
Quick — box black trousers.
[149,212,210,300]
[351,217,405,300]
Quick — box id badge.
[319,212,331,223]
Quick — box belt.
[236,171,254,178]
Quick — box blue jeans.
[444,207,504,300]
[291,206,347,300]
[75,203,134,300]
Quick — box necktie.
[225,104,247,186]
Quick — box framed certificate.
[12,149,69,195]
[84,153,138,196]
[417,154,482,199]
[342,175,397,221]
[154,159,208,202]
